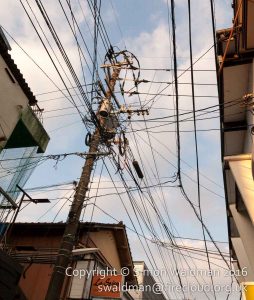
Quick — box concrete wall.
[230,204,254,280]
[88,230,122,272]
[243,60,254,154]
[225,58,254,282]
[129,262,144,300]
[0,55,29,150]
[129,262,166,300]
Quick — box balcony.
[5,105,49,153]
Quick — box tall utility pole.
[46,66,120,300]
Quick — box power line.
[35,79,216,98]
[20,0,88,124]
[134,131,224,199]
[33,0,101,129]
[125,91,218,98]
[0,151,109,163]
[35,83,93,97]
[118,67,216,72]
[102,159,177,299]
[187,1,216,298]
[119,77,217,86]
[143,44,216,109]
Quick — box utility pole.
[46,66,120,300]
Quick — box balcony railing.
[31,103,44,124]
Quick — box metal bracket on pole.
[111,106,149,119]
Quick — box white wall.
[230,58,254,282]
[0,55,29,150]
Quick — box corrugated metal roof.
[11,221,125,228]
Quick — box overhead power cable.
[0,151,109,162]
[113,67,216,72]
[187,1,216,298]
[32,0,101,129]
[93,204,231,269]
[35,83,93,97]
[167,0,180,194]
[118,77,217,86]
[134,132,224,199]
[20,0,88,123]
[142,44,215,109]
[102,160,175,299]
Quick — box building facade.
[6,222,137,300]
[0,28,49,208]
[217,0,254,283]
[129,261,166,300]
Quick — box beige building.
[129,261,166,300]
[217,0,254,283]
[6,222,137,300]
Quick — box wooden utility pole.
[46,67,120,300]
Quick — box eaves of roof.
[0,34,37,106]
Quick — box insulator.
[85,132,92,146]
[133,160,144,179]
[119,132,127,156]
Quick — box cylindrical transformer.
[133,160,144,179]
[99,99,110,118]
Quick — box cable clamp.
[241,93,254,107]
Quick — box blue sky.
[0,1,241,299]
